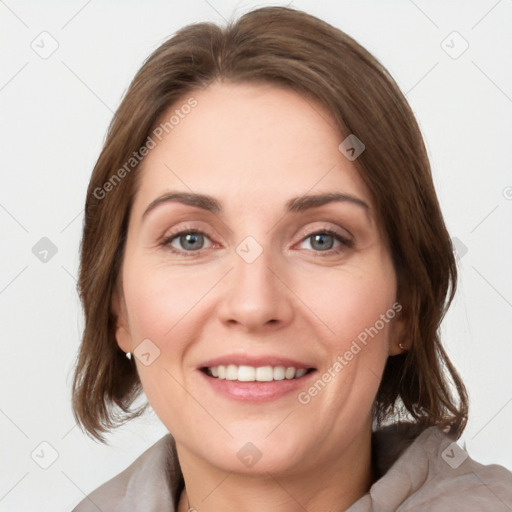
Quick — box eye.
[162,228,214,255]
[297,228,353,256]
[161,225,353,257]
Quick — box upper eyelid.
[163,221,349,236]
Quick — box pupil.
[312,234,333,251]
[181,233,203,250]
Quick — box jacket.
[71,422,512,511]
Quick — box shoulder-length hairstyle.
[72,5,468,443]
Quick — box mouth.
[200,365,317,382]
[197,355,318,401]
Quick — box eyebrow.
[142,191,371,220]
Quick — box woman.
[70,6,512,511]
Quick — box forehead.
[133,81,373,217]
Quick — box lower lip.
[198,369,317,402]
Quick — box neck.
[175,426,375,512]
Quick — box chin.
[204,432,311,476]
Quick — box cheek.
[296,261,397,351]
[123,260,216,345]
[121,261,203,427]
[294,264,397,425]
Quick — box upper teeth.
[208,365,308,381]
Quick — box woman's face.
[113,81,404,475]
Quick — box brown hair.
[71,5,468,443]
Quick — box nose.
[216,240,294,332]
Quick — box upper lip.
[198,355,316,370]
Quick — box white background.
[1,1,511,510]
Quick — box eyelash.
[160,224,354,258]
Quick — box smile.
[203,364,315,382]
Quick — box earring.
[126,352,132,360]
[398,342,406,351]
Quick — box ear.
[111,286,132,354]
[387,304,408,357]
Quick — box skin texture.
[113,81,406,512]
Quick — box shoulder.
[395,426,512,510]
[351,423,512,511]
[407,426,512,510]
[71,434,178,512]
